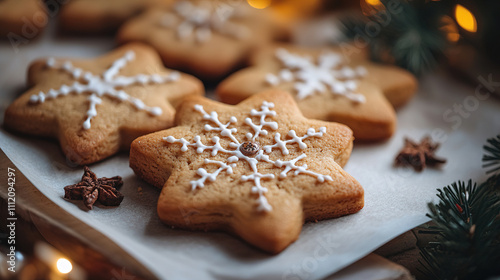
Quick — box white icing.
[160,0,250,43]
[266,48,367,103]
[164,101,332,212]
[29,51,180,130]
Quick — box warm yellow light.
[440,15,460,43]
[247,0,271,9]
[56,258,72,274]
[455,4,477,33]
[365,0,382,6]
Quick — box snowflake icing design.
[265,48,368,103]
[160,0,250,43]
[29,51,180,130]
[164,101,333,212]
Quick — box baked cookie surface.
[117,0,278,79]
[130,90,363,253]
[4,43,204,165]
[0,0,47,38]
[59,0,167,34]
[217,44,418,140]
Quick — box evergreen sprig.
[482,134,500,174]
[341,0,450,76]
[418,135,500,279]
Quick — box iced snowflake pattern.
[164,101,333,212]
[160,0,250,43]
[265,48,368,103]
[29,51,180,130]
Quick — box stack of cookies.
[3,0,417,253]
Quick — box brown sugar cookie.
[216,44,418,140]
[130,90,364,253]
[58,0,167,35]
[117,0,279,80]
[0,0,48,39]
[4,43,204,165]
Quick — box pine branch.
[340,0,451,75]
[418,179,500,279]
[483,134,500,174]
[417,134,500,279]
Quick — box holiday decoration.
[418,135,500,279]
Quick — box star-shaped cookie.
[130,90,363,253]
[117,0,279,79]
[59,0,168,34]
[0,0,47,38]
[216,44,418,140]
[4,43,204,165]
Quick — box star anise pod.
[395,136,446,172]
[64,166,124,210]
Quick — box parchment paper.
[1,24,499,280]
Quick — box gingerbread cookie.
[130,90,363,253]
[0,0,48,39]
[58,0,167,34]
[216,44,418,140]
[4,43,204,165]
[117,0,279,79]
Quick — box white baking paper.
[1,23,499,280]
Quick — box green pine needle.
[483,134,500,174]
[418,179,500,279]
[340,0,450,76]
[417,135,500,279]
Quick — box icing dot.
[48,89,58,98]
[132,99,145,109]
[279,69,293,81]
[150,107,162,116]
[345,81,357,91]
[125,51,135,61]
[83,119,91,130]
[29,95,39,103]
[62,61,72,71]
[60,85,71,95]
[333,83,346,94]
[73,68,82,78]
[169,71,180,81]
[265,73,279,86]
[83,72,93,82]
[116,91,128,100]
[228,156,238,163]
[165,136,175,143]
[46,57,55,67]
[357,66,367,76]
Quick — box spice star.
[130,90,364,253]
[64,166,124,210]
[395,136,447,171]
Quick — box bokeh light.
[56,258,73,274]
[247,0,272,9]
[455,4,477,33]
